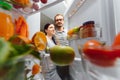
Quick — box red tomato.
[83,40,118,67]
[84,46,117,67]
[83,40,102,51]
[112,46,120,58]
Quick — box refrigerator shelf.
[2,0,64,16]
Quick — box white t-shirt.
[46,36,56,48]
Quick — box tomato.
[82,40,120,67]
[112,46,120,58]
[83,40,102,51]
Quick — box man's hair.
[54,14,64,21]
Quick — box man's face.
[55,15,64,27]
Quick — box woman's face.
[45,24,55,36]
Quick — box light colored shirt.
[55,30,69,46]
[46,36,55,48]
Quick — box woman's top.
[42,36,61,80]
[46,36,56,48]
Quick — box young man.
[54,14,72,80]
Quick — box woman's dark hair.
[44,23,50,35]
[52,37,57,44]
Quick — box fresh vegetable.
[0,38,41,68]
[0,1,12,10]
[83,37,120,67]
[83,39,102,51]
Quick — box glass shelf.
[2,0,64,16]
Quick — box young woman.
[42,23,61,80]
[44,23,56,48]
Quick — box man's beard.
[56,24,63,28]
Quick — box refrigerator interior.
[65,0,118,80]
[9,0,119,80]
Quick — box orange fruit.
[32,31,47,51]
[32,64,41,75]
[0,12,14,40]
[14,0,30,6]
[67,29,74,36]
[49,45,75,66]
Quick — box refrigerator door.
[65,0,118,80]
[65,0,116,45]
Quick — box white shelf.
[64,0,86,18]
[11,0,64,16]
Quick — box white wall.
[26,12,40,39]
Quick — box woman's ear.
[45,29,48,34]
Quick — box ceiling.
[41,0,72,20]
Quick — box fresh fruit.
[0,12,14,40]
[67,29,74,36]
[13,0,30,6]
[0,38,12,65]
[9,35,31,45]
[32,31,47,51]
[32,64,41,75]
[40,0,47,4]
[13,4,22,9]
[73,27,80,33]
[49,45,75,66]
[32,3,39,11]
